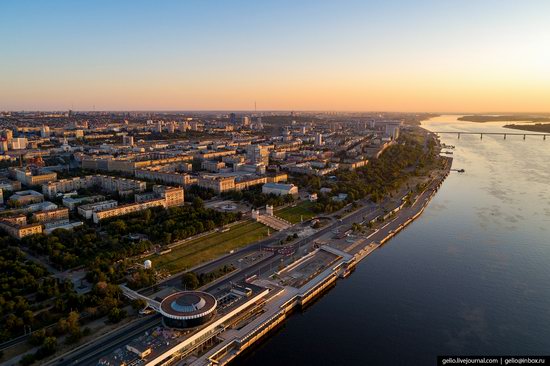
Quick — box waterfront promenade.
[188,156,453,366]
[45,145,452,366]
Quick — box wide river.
[234,115,550,365]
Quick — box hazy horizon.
[4,110,550,115]
[2,0,550,112]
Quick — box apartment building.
[135,168,197,187]
[78,200,118,220]
[11,168,57,186]
[9,190,44,206]
[0,179,22,192]
[246,145,270,165]
[42,175,146,197]
[152,185,185,207]
[267,173,288,184]
[197,175,236,193]
[81,153,193,173]
[194,149,237,160]
[32,207,69,223]
[62,195,105,210]
[0,216,43,239]
[92,199,165,223]
[234,176,268,191]
[201,160,226,173]
[91,186,183,223]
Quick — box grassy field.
[276,201,316,223]
[149,220,269,274]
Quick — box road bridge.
[432,131,548,140]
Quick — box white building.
[78,200,118,219]
[262,183,298,196]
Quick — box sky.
[1,0,550,112]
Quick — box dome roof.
[159,291,217,320]
[171,293,206,313]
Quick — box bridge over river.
[432,131,549,140]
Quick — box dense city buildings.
[1,1,548,365]
[0,109,442,365]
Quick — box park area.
[275,201,316,224]
[148,220,269,273]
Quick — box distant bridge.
[432,131,548,140]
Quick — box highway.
[160,200,377,289]
[47,314,161,366]
[204,202,383,293]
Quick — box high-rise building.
[315,133,324,146]
[242,116,250,127]
[167,122,176,134]
[252,117,263,131]
[190,121,201,131]
[229,113,237,125]
[40,125,50,138]
[382,120,402,140]
[179,121,189,132]
[247,145,270,165]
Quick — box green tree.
[181,272,199,290]
[28,329,46,346]
[131,298,147,311]
[192,197,204,210]
[108,307,126,323]
[36,336,57,359]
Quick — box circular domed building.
[159,291,217,328]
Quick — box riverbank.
[458,115,550,123]
[236,115,550,366]
[503,123,550,133]
[214,155,454,366]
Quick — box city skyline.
[2,0,550,113]
[1,1,549,365]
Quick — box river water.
[233,115,550,365]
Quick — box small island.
[458,115,550,123]
[503,123,550,133]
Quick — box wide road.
[358,172,446,254]
[48,314,161,366]
[204,202,383,293]
[161,200,376,289]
